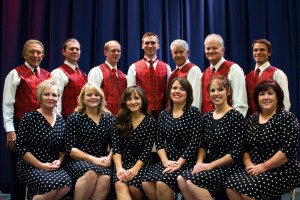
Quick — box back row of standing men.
[3,32,290,199]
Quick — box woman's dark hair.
[167,77,193,112]
[116,86,148,139]
[254,79,284,113]
[206,75,233,106]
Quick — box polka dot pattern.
[63,112,114,181]
[15,111,72,195]
[112,115,157,190]
[225,110,300,199]
[181,109,245,196]
[143,106,203,193]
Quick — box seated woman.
[112,86,157,200]
[177,75,245,200]
[63,83,113,200]
[15,79,72,200]
[225,79,300,200]
[142,77,203,200]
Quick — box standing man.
[51,38,87,118]
[3,39,50,200]
[202,34,248,117]
[246,39,290,115]
[127,32,171,118]
[169,39,202,109]
[88,40,127,116]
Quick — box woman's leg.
[156,181,174,200]
[177,175,194,200]
[129,185,144,200]
[52,186,71,200]
[32,190,56,200]
[115,181,132,200]
[74,170,98,200]
[186,180,212,200]
[91,174,111,200]
[142,181,157,200]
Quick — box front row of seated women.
[15,76,300,200]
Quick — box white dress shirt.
[127,57,171,87]
[255,61,291,110]
[88,61,119,86]
[50,60,78,114]
[175,59,203,109]
[3,62,40,132]
[212,57,248,117]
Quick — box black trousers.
[10,118,26,200]
[10,150,26,200]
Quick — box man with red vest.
[3,39,50,200]
[245,39,290,115]
[202,34,248,117]
[88,40,127,116]
[51,38,87,118]
[127,32,171,119]
[169,39,202,109]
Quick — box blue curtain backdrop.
[1,0,300,192]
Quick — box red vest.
[99,64,127,116]
[168,62,195,89]
[245,66,277,115]
[14,65,50,120]
[59,64,87,117]
[201,61,234,114]
[135,59,168,115]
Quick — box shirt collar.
[105,61,117,71]
[177,59,190,69]
[210,57,226,70]
[25,61,39,72]
[255,61,270,72]
[64,60,78,71]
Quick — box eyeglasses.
[108,49,121,53]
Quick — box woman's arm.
[23,152,59,171]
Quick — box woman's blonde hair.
[36,79,60,102]
[75,82,110,115]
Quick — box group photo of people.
[1,1,300,200]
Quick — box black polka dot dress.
[181,109,245,197]
[112,115,157,190]
[63,112,113,182]
[225,110,300,200]
[143,106,203,193]
[15,111,72,196]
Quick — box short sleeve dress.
[143,106,203,193]
[181,109,245,196]
[63,112,114,182]
[16,111,72,196]
[225,110,300,199]
[112,115,157,190]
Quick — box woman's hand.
[125,167,139,181]
[39,162,60,171]
[98,156,112,167]
[116,168,129,182]
[91,156,111,167]
[192,163,212,174]
[246,163,267,176]
[162,160,183,173]
[51,159,61,167]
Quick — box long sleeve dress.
[143,106,203,193]
[63,112,114,182]
[181,109,245,196]
[225,110,300,200]
[16,111,72,196]
[112,115,157,190]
